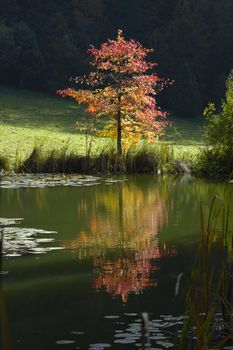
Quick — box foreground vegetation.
[179,192,233,349]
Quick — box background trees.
[13,21,45,89]
[0,0,232,118]
[0,19,19,85]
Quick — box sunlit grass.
[0,86,111,168]
[0,85,204,171]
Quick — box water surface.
[0,175,231,349]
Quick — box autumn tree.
[58,30,169,155]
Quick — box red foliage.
[58,30,171,150]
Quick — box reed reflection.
[64,180,176,300]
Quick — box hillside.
[0,86,203,169]
[1,0,232,118]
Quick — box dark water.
[0,175,232,350]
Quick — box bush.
[204,71,233,151]
[199,71,233,177]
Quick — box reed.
[179,195,233,350]
[0,229,3,274]
[0,156,8,172]
[0,230,12,350]
[16,143,182,175]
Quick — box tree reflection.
[94,244,176,302]
[64,180,176,301]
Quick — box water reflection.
[64,179,176,300]
[0,175,231,349]
[93,245,175,302]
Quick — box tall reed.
[17,143,181,175]
[179,195,233,350]
[0,230,12,350]
[0,156,8,172]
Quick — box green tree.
[0,19,18,69]
[13,22,45,89]
[168,63,202,118]
[40,13,86,89]
[0,0,21,23]
[204,71,233,152]
[200,71,233,177]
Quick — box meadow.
[0,85,204,171]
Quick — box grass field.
[0,85,204,170]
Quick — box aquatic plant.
[0,230,12,350]
[179,195,233,349]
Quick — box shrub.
[199,71,233,177]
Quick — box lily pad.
[0,218,23,226]
[89,344,111,349]
[56,340,75,345]
[114,339,136,344]
[1,219,61,258]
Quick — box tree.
[200,71,233,176]
[0,0,21,23]
[58,30,168,156]
[0,19,18,70]
[203,70,233,152]
[40,13,86,90]
[13,22,45,89]
[168,63,202,118]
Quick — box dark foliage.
[0,0,232,117]
[18,147,161,174]
[196,72,233,178]
[0,155,8,171]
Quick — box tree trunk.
[117,94,122,156]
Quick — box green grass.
[164,115,204,145]
[0,85,204,171]
[0,85,110,168]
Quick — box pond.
[0,174,232,350]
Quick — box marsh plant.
[179,194,233,350]
[16,141,191,175]
[0,230,12,350]
[0,156,8,172]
